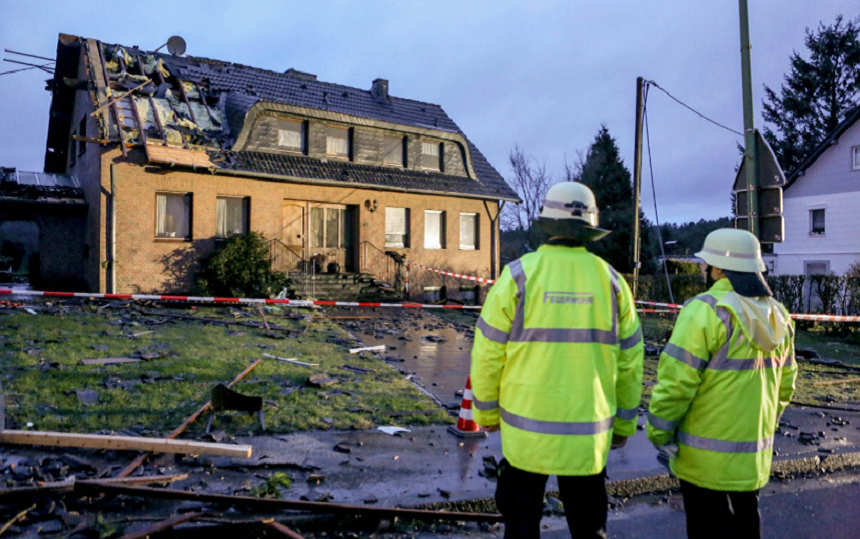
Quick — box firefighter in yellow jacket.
[647,228,797,539]
[471,182,644,539]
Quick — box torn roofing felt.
[70,37,519,202]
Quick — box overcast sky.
[0,1,856,224]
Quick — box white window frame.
[385,207,410,248]
[216,195,250,239]
[459,212,478,250]
[809,208,826,236]
[277,119,306,153]
[853,145,860,171]
[424,210,445,250]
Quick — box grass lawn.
[639,313,860,406]
[0,302,451,437]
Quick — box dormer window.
[853,145,860,170]
[278,120,306,153]
[326,126,351,159]
[422,141,442,171]
[384,135,406,167]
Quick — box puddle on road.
[331,308,475,409]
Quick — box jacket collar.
[709,278,734,293]
[537,244,587,253]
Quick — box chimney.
[284,68,317,81]
[371,78,390,104]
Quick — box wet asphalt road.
[438,469,860,538]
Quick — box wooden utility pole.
[738,0,760,237]
[631,77,646,298]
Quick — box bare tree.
[501,146,553,254]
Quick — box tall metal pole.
[631,77,646,299]
[739,0,759,237]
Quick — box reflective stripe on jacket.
[646,278,798,491]
[470,245,644,476]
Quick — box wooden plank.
[118,512,203,539]
[116,358,264,478]
[0,431,251,458]
[145,144,213,168]
[265,520,307,539]
[0,474,189,500]
[75,483,504,523]
[81,357,142,366]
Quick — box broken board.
[0,430,251,458]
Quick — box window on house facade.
[384,135,405,166]
[385,207,409,248]
[310,207,348,249]
[460,213,478,250]
[156,193,192,239]
[424,210,445,249]
[853,145,860,170]
[810,209,825,235]
[278,120,306,153]
[78,117,87,156]
[216,196,249,238]
[421,141,442,171]
[326,126,351,158]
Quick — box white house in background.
[773,107,860,277]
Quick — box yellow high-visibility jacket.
[647,278,798,491]
[471,245,644,476]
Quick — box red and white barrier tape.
[409,263,496,285]
[0,289,482,310]
[635,300,860,323]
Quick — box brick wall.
[98,148,501,297]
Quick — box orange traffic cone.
[448,375,489,438]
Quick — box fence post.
[405,263,410,297]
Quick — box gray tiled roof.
[150,52,519,201]
[222,149,518,200]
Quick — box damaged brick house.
[42,34,519,300]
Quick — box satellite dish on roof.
[167,36,186,56]
[155,36,187,56]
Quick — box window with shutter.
[421,141,441,171]
[384,135,405,166]
[385,207,409,248]
[460,213,478,250]
[424,210,445,249]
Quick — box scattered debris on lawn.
[349,345,386,354]
[378,426,410,435]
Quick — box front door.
[309,203,356,273]
[280,202,306,272]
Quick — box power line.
[646,80,743,137]
[643,84,676,306]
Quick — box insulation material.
[190,102,222,132]
[167,93,192,121]
[133,97,159,132]
[183,81,200,100]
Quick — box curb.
[410,450,860,515]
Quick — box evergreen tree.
[574,126,641,272]
[763,15,860,173]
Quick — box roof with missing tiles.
[47,35,519,202]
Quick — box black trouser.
[680,480,761,539]
[495,458,607,539]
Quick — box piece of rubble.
[75,390,99,405]
[306,374,338,387]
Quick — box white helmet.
[695,228,766,273]
[534,182,610,241]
